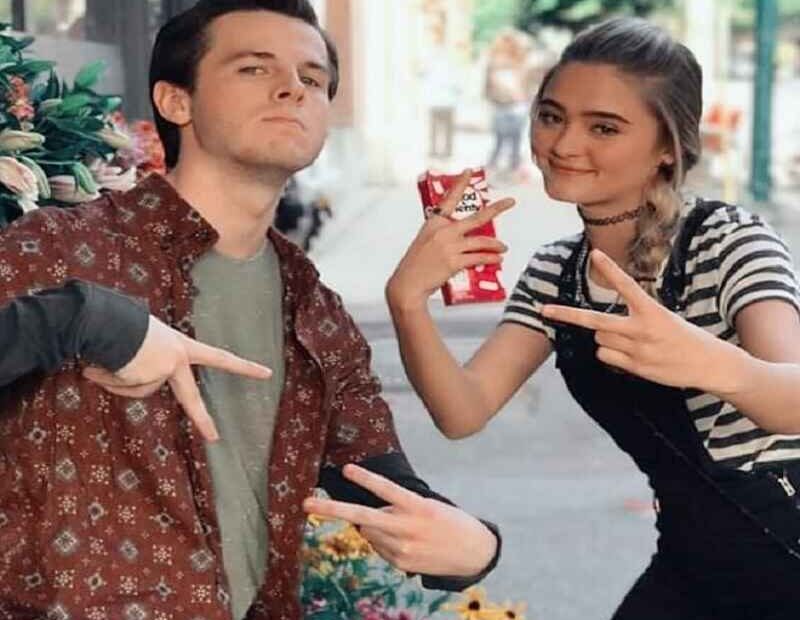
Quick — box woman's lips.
[549,161,594,175]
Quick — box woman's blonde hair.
[534,17,703,296]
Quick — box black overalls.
[554,200,800,619]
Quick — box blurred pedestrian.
[484,29,537,180]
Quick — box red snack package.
[417,168,507,306]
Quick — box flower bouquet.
[0,22,158,226]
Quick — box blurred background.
[2,1,798,618]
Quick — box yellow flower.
[496,602,527,620]
[314,560,335,577]
[443,586,502,620]
[319,524,373,561]
[307,513,332,529]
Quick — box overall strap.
[660,198,727,309]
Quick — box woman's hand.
[541,249,737,392]
[386,170,515,311]
[82,315,272,441]
[303,464,497,578]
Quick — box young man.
[0,2,500,619]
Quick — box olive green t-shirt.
[191,242,284,620]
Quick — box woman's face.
[530,61,674,210]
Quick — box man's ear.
[152,81,192,126]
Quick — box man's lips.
[262,116,306,130]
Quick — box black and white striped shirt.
[503,201,800,471]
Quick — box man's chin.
[238,152,319,176]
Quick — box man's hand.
[82,315,272,441]
[303,464,497,578]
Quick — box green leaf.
[43,71,60,100]
[29,82,47,103]
[74,60,106,89]
[405,590,424,608]
[59,93,94,115]
[72,162,98,194]
[18,60,56,77]
[98,96,122,113]
[75,117,105,132]
[428,592,452,614]
[8,36,35,53]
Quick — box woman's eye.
[592,124,619,136]
[537,111,561,125]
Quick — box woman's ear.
[152,81,192,126]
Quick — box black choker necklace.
[578,205,645,226]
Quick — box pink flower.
[48,175,100,204]
[0,156,38,211]
[88,159,137,192]
[6,76,34,122]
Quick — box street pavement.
[308,127,800,618]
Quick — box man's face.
[186,10,332,173]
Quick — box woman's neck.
[581,212,639,289]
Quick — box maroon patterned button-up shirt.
[0,174,404,620]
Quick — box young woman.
[385,17,800,620]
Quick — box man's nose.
[272,69,305,103]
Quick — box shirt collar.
[115,173,219,257]
[116,173,321,307]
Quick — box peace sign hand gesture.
[303,464,498,578]
[386,170,515,311]
[541,249,731,392]
[83,315,272,442]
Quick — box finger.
[456,253,504,271]
[366,540,401,565]
[167,365,220,442]
[302,496,396,531]
[341,464,421,511]
[595,330,636,354]
[83,366,134,388]
[541,303,630,333]
[596,346,635,372]
[95,380,165,399]
[359,525,402,556]
[590,250,652,313]
[460,236,508,254]
[454,197,516,235]
[183,339,272,380]
[436,169,473,218]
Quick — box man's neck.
[166,159,287,260]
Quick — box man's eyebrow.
[223,50,330,75]
[538,98,631,124]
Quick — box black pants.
[613,555,714,620]
[612,473,800,620]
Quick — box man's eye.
[240,66,267,75]
[301,76,322,88]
